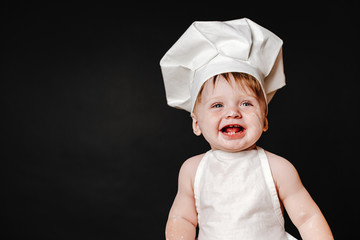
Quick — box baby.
[160,19,333,240]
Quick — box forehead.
[201,74,255,99]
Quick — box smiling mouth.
[221,125,245,135]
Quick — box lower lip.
[220,129,246,139]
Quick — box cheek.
[248,111,266,129]
[198,117,217,133]
[197,114,221,139]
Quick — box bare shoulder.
[264,150,297,173]
[179,153,206,183]
[263,150,302,199]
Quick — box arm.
[165,155,203,240]
[266,151,333,240]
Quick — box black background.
[3,3,359,239]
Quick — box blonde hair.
[194,72,266,112]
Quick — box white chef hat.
[160,18,285,113]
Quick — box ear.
[263,117,269,132]
[191,113,202,136]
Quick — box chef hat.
[160,18,285,113]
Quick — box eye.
[241,101,253,107]
[211,103,223,108]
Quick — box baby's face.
[192,75,267,152]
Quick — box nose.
[226,108,241,119]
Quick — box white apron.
[194,146,297,240]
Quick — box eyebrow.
[203,95,258,104]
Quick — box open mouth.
[221,124,245,136]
